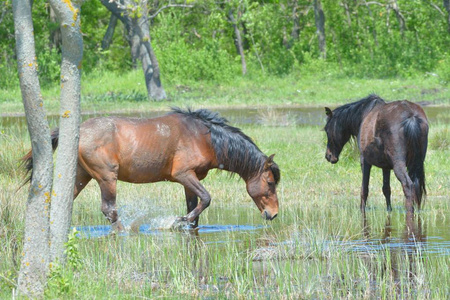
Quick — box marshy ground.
[1,105,449,298]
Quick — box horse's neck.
[348,101,384,136]
[219,151,264,182]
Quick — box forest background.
[1,0,450,108]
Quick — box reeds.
[1,120,449,299]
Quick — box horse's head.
[324,107,350,164]
[246,154,280,221]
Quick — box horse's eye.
[268,181,275,187]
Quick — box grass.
[1,112,449,298]
[0,70,449,116]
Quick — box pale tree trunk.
[100,0,167,101]
[444,0,450,34]
[228,8,247,75]
[134,1,166,100]
[313,0,326,59]
[13,0,52,296]
[48,0,83,263]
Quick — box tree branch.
[149,4,194,19]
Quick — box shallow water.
[1,106,449,129]
[75,223,265,239]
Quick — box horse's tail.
[402,116,428,208]
[21,128,60,186]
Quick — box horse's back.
[360,100,428,168]
[77,114,215,183]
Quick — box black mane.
[170,107,280,184]
[325,94,385,137]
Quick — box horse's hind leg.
[382,169,392,212]
[392,162,415,214]
[98,179,124,232]
[360,160,372,212]
[184,187,199,228]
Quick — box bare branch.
[149,4,194,19]
[364,1,385,6]
[423,1,445,16]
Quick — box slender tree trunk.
[133,4,167,100]
[283,0,301,50]
[363,0,378,47]
[444,0,450,34]
[100,0,167,101]
[101,13,118,50]
[13,0,52,296]
[313,0,326,59]
[228,8,247,75]
[48,0,83,263]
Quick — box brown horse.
[23,108,280,230]
[324,94,428,214]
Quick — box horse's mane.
[326,94,385,137]
[170,107,280,184]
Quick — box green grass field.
[1,70,449,116]
[1,106,449,298]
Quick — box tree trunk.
[48,0,83,263]
[228,8,247,75]
[101,13,118,50]
[100,0,167,101]
[444,0,450,34]
[313,0,326,59]
[13,0,52,296]
[363,0,379,47]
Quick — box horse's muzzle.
[325,153,338,164]
[263,210,278,221]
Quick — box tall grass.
[1,116,449,298]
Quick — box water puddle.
[75,223,265,239]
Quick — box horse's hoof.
[171,217,194,231]
[111,221,126,233]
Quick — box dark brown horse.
[23,108,280,230]
[324,94,428,213]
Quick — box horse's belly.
[361,146,392,169]
[117,158,171,183]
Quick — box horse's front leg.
[174,172,211,228]
[99,179,125,232]
[184,187,199,228]
[360,160,372,212]
[382,169,392,212]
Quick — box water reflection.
[362,213,426,297]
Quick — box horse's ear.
[325,107,332,117]
[265,154,275,169]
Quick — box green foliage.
[65,228,82,271]
[46,263,70,297]
[45,228,82,297]
[1,0,449,91]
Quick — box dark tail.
[402,116,428,208]
[21,129,60,186]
